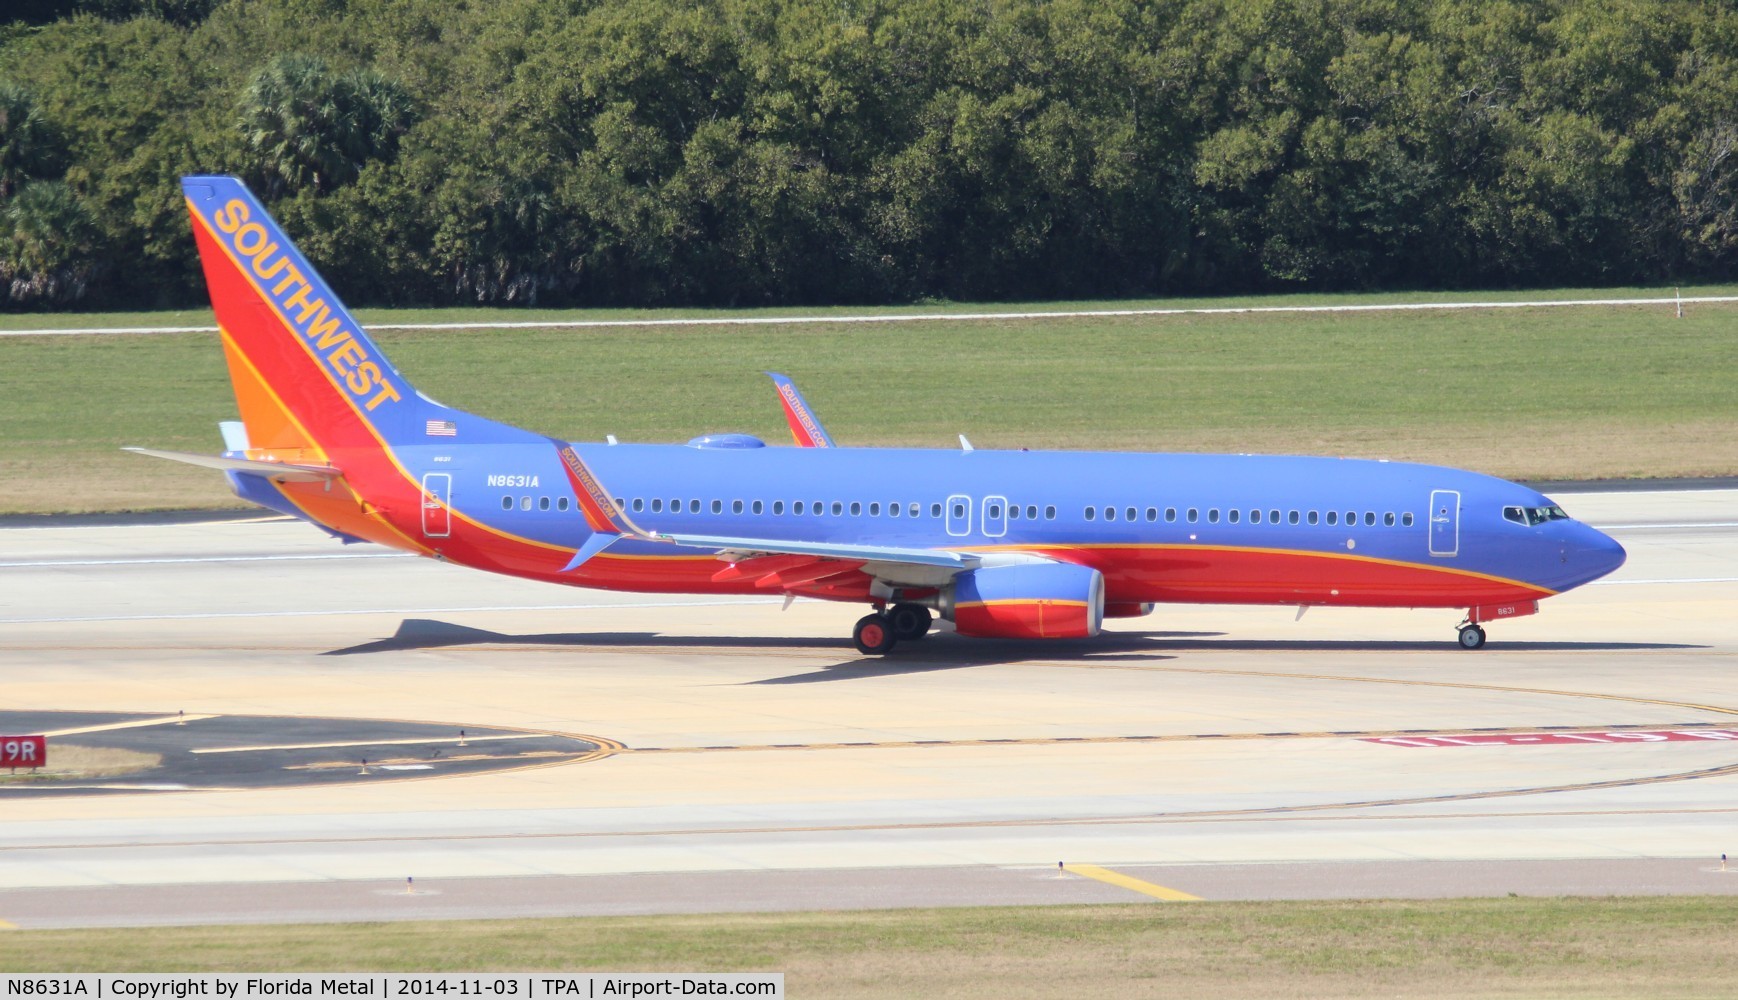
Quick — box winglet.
[766,372,835,448]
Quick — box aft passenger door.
[421,472,452,538]
[1428,489,1459,557]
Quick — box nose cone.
[1560,523,1627,590]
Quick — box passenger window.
[1384,512,1395,526]
[558,497,569,512]
[1346,511,1356,525]
[1403,512,1415,527]
[1187,508,1198,522]
[632,498,644,512]
[1045,505,1056,519]
[851,502,863,516]
[1308,510,1319,525]
[774,500,785,515]
[752,500,764,515]
[500,496,511,510]
[1326,511,1337,526]
[711,499,723,514]
[890,503,900,517]
[870,502,880,516]
[1228,509,1240,524]
[651,498,662,513]
[690,499,701,513]
[1123,506,1134,522]
[1250,509,1261,524]
[732,500,744,514]
[794,501,805,515]
[521,496,532,511]
[1365,512,1376,526]
[1008,505,1020,520]
[1165,507,1176,522]
[1085,507,1096,521]
[831,501,843,516]
[1208,508,1219,523]
[1027,505,1039,519]
[1289,510,1299,524]
[930,503,942,517]
[539,496,550,511]
[1106,507,1117,521]
[988,503,1001,518]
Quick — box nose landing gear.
[1456,622,1487,649]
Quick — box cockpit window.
[1503,504,1570,526]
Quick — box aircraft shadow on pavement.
[324,620,1701,683]
[323,619,843,656]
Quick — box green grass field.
[4,899,1738,998]
[3,288,1736,513]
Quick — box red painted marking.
[2,735,46,768]
[1364,729,1738,748]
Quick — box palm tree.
[0,81,60,200]
[238,54,416,198]
[1,180,100,306]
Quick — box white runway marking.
[0,598,784,626]
[1594,577,1738,586]
[0,553,411,568]
[1595,522,1738,530]
[4,294,1734,336]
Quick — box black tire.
[1457,625,1487,650]
[887,603,933,641]
[854,612,897,655]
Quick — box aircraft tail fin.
[181,175,423,460]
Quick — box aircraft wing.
[659,532,971,568]
[123,447,342,483]
[553,438,980,585]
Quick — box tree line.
[3,0,1736,309]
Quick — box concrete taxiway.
[0,488,1734,928]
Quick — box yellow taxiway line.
[1064,864,1203,901]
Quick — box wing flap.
[661,532,971,569]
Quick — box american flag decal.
[425,419,457,437]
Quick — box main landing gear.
[853,603,933,655]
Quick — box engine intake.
[947,563,1105,639]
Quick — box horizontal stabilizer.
[122,447,342,483]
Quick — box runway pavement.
[0,488,1734,928]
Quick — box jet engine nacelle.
[947,563,1105,639]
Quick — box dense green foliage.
[2,0,1737,308]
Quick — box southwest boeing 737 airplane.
[130,176,1627,654]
